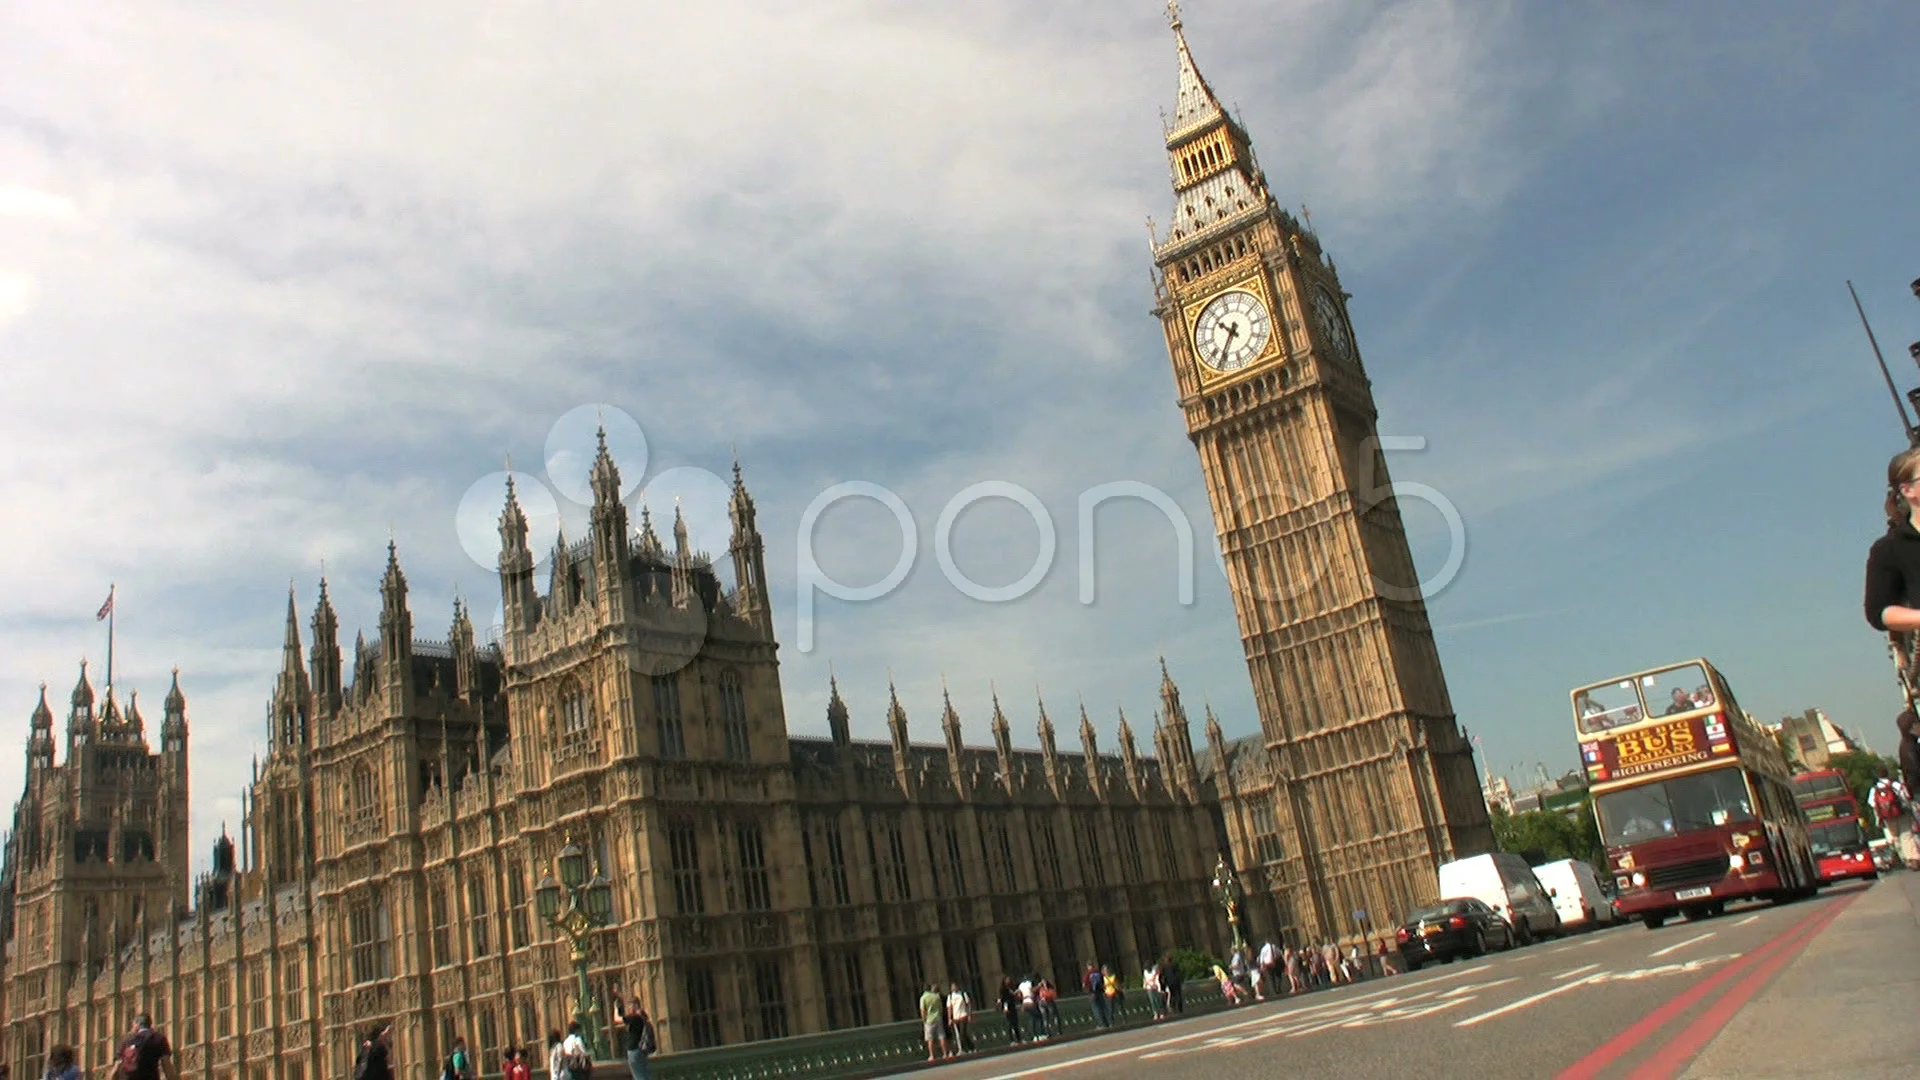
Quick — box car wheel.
[1473,930,1487,957]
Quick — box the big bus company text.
[1792,768,1879,884]
[1573,658,1819,929]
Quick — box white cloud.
[0,0,1559,865]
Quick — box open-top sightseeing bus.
[1572,658,1819,928]
[1792,768,1879,884]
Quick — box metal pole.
[1848,280,1917,444]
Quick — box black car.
[1396,897,1515,969]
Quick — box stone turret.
[826,674,851,747]
[940,682,966,797]
[887,682,912,792]
[589,426,633,624]
[989,688,1014,796]
[1037,694,1060,795]
[728,460,772,637]
[1079,703,1105,799]
[378,541,413,718]
[311,577,343,717]
[1118,707,1143,797]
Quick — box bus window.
[1576,680,1644,734]
[1642,663,1714,716]
[1595,767,1754,846]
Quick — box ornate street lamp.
[1210,852,1246,952]
[536,837,616,1060]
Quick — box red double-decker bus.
[1792,768,1879,884]
[1573,658,1819,928]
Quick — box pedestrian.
[1101,965,1124,1023]
[355,1026,395,1080]
[1864,448,1920,749]
[502,1049,531,1080]
[558,1023,592,1080]
[42,1047,80,1080]
[1871,767,1919,868]
[1038,976,1060,1036]
[546,1032,567,1080]
[108,1012,177,1080]
[946,981,975,1054]
[1160,954,1185,1015]
[998,975,1024,1044]
[1084,963,1109,1028]
[441,1035,476,1080]
[1017,974,1041,1040]
[1144,960,1165,1020]
[920,982,951,1062]
[616,995,658,1080]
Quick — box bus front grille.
[1647,857,1727,890]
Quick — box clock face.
[1193,290,1273,373]
[1312,287,1354,364]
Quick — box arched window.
[653,674,685,760]
[558,682,593,756]
[720,671,750,762]
[350,765,377,815]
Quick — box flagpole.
[105,583,115,697]
[1848,280,1916,445]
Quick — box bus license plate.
[1674,886,1712,900]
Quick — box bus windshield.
[1574,662,1716,736]
[1593,766,1755,846]
[1792,774,1849,802]
[1808,819,1869,856]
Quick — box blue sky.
[2,1,1917,867]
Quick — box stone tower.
[0,660,191,1060]
[1147,5,1492,938]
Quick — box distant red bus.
[1573,658,1819,928]
[1792,769,1879,884]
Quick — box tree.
[1490,801,1603,867]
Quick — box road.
[888,880,1874,1080]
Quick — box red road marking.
[1624,894,1857,1079]
[1556,898,1844,1080]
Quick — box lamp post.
[535,838,616,1060]
[1209,853,1246,953]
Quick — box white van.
[1437,853,1561,944]
[1532,858,1616,931]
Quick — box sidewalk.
[1683,873,1920,1079]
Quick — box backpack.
[118,1030,150,1078]
[633,1020,657,1056]
[1874,782,1907,820]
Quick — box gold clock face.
[1312,286,1353,364]
[1193,290,1272,373]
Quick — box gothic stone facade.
[0,445,1227,1080]
[1148,10,1495,940]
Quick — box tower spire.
[1166,0,1226,136]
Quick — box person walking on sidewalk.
[1084,963,1109,1028]
[998,976,1024,1045]
[1872,769,1919,869]
[946,982,975,1054]
[920,983,951,1062]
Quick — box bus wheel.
[1642,914,1666,930]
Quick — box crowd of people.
[348,995,658,1080]
[917,939,1402,1063]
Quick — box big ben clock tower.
[1150,3,1492,939]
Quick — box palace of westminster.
[0,11,1491,1078]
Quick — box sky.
[2,1,1919,871]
